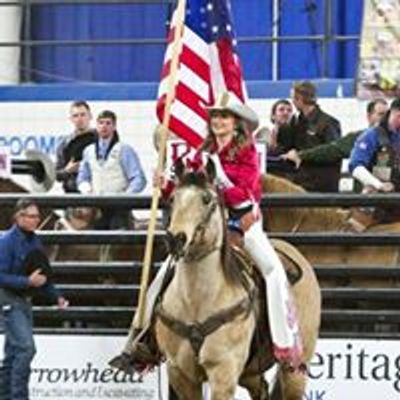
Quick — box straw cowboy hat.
[207,91,259,132]
[25,149,56,192]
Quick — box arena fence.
[1,192,400,339]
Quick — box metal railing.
[3,191,400,208]
[0,0,360,82]
[2,191,400,337]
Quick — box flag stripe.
[171,97,208,133]
[175,83,209,120]
[180,45,210,84]
[178,64,209,102]
[157,0,247,149]
[183,27,210,64]
[169,115,204,148]
[217,38,244,101]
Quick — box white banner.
[1,335,400,399]
[0,335,169,400]
[0,99,367,193]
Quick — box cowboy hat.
[23,249,53,279]
[25,149,56,192]
[207,91,259,132]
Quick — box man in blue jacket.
[349,97,400,222]
[0,199,68,400]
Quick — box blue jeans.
[0,300,36,400]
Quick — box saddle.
[228,231,303,286]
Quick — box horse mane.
[218,199,245,286]
[177,170,210,189]
[0,177,28,193]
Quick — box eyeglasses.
[22,213,40,219]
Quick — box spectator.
[256,99,293,156]
[0,199,68,400]
[277,80,342,192]
[55,101,97,193]
[281,98,388,168]
[77,110,147,229]
[349,97,400,222]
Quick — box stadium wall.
[0,79,366,193]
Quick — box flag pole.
[134,0,187,329]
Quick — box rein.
[182,197,221,263]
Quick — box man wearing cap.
[349,97,400,222]
[0,199,68,400]
[277,80,342,192]
[56,101,97,193]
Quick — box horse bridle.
[167,189,221,262]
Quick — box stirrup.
[108,328,160,375]
[108,343,159,375]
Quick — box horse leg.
[167,363,202,400]
[278,368,306,400]
[240,374,270,400]
[206,365,241,400]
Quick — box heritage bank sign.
[1,335,399,399]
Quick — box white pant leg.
[244,221,300,353]
[124,257,171,351]
[244,220,283,275]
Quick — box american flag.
[156,0,246,149]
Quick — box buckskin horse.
[154,164,320,400]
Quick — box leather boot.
[108,328,161,374]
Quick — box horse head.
[166,158,225,263]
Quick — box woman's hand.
[240,211,258,232]
[153,170,166,188]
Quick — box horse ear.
[174,158,185,182]
[205,158,216,184]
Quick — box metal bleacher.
[31,260,400,339]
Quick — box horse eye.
[202,192,212,205]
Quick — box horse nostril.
[165,231,187,257]
[165,231,175,252]
[175,232,187,247]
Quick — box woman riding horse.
[110,92,303,373]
